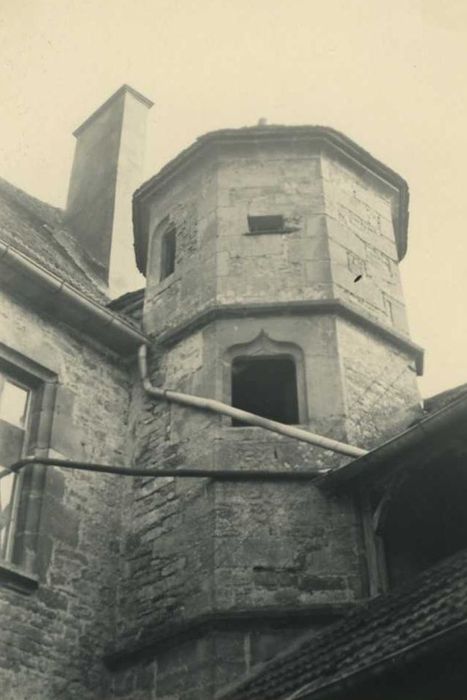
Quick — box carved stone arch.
[223,330,308,424]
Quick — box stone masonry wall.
[143,138,412,346]
[111,135,420,699]
[108,619,341,700]
[337,319,422,448]
[116,441,365,651]
[211,480,364,611]
[0,290,131,700]
[143,156,218,336]
[215,144,332,306]
[112,325,367,699]
[321,151,409,335]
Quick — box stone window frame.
[223,331,308,427]
[359,486,389,597]
[245,214,298,236]
[160,225,177,281]
[0,343,57,591]
[0,370,32,561]
[148,216,177,285]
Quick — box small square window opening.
[247,215,285,235]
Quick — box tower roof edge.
[133,125,409,274]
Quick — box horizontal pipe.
[1,457,324,482]
[0,240,148,354]
[138,345,366,458]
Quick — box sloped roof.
[423,382,467,414]
[218,547,467,700]
[321,387,467,491]
[0,176,107,303]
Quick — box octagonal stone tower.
[114,126,424,699]
[133,125,422,471]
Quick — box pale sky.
[1,0,466,398]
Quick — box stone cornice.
[104,602,356,669]
[152,298,424,375]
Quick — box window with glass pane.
[0,372,30,560]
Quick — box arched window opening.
[382,459,467,589]
[231,355,299,427]
[160,226,176,281]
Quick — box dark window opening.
[247,215,285,235]
[231,356,299,426]
[382,458,467,588]
[160,227,176,281]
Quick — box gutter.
[0,241,148,356]
[322,390,467,490]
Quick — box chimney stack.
[66,85,153,297]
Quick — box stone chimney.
[66,85,153,297]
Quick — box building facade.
[0,85,465,700]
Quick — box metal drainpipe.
[138,345,367,459]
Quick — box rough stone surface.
[0,290,131,699]
[143,141,410,338]
[109,140,420,698]
[1,126,423,700]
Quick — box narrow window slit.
[160,227,176,280]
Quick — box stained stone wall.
[0,291,131,700]
[109,135,421,699]
[0,129,423,700]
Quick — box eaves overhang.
[321,391,467,492]
[0,240,149,356]
[132,125,409,274]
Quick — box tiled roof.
[218,548,467,700]
[0,176,107,303]
[322,389,467,492]
[423,383,467,414]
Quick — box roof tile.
[0,176,107,303]
[219,548,467,700]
